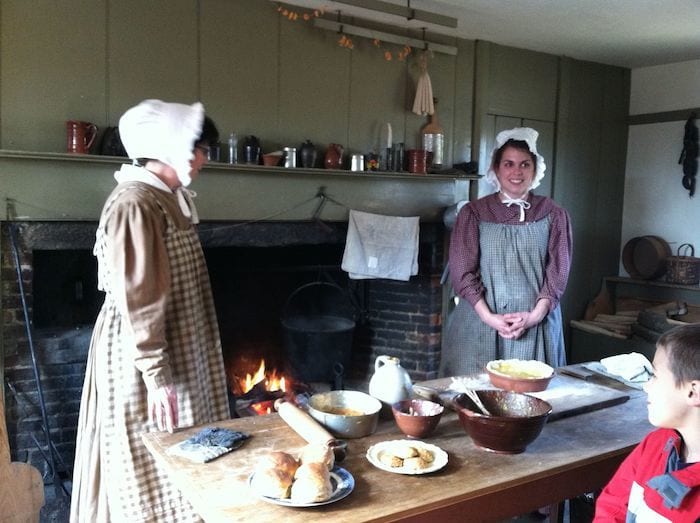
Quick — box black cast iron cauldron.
[281,282,355,385]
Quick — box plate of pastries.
[248,443,354,507]
[366,440,448,475]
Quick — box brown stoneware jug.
[324,143,343,169]
[66,120,98,154]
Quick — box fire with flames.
[233,359,289,415]
[238,359,287,395]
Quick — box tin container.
[283,147,297,168]
[350,154,364,171]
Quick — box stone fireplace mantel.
[0,151,479,223]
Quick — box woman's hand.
[474,299,550,339]
[148,384,179,433]
[502,299,551,339]
[474,300,521,338]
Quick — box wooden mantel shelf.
[0,151,479,223]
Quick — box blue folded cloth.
[167,427,249,463]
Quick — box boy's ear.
[689,381,700,406]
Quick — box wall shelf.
[0,151,479,222]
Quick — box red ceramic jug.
[66,120,98,154]
[324,143,344,169]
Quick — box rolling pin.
[275,400,347,461]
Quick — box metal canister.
[350,154,364,171]
[283,147,297,168]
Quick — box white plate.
[366,440,448,475]
[249,466,354,507]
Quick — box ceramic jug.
[368,355,412,406]
[324,143,343,169]
[66,120,98,154]
[299,139,317,168]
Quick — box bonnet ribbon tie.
[501,195,530,222]
[176,187,199,224]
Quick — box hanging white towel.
[342,210,419,281]
[412,51,434,116]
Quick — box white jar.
[368,355,413,406]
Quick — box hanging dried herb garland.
[276,4,412,61]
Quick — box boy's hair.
[657,323,700,386]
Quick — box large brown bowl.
[391,399,444,438]
[454,390,552,454]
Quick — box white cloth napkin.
[341,210,419,281]
[599,352,653,382]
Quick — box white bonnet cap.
[119,99,204,187]
[485,127,546,191]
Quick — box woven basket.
[666,243,700,285]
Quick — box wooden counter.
[142,378,650,523]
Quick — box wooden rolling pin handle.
[275,400,334,446]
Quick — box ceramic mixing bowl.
[391,399,444,438]
[454,390,552,454]
[486,359,554,393]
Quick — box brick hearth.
[1,220,445,479]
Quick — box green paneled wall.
[0,0,473,165]
[0,0,630,363]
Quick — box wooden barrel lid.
[622,235,671,280]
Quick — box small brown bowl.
[454,390,552,454]
[391,399,444,439]
[262,153,282,166]
[486,359,554,393]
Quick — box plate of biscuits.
[248,445,354,507]
[366,440,448,475]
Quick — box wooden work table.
[142,372,651,523]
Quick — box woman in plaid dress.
[71,100,230,522]
[441,127,572,376]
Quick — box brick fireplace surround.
[0,153,474,489]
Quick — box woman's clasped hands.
[476,299,550,340]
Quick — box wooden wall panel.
[487,43,558,122]
[107,0,199,124]
[277,17,352,157]
[200,0,279,147]
[347,42,409,158]
[0,0,106,152]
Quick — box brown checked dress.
[71,180,229,522]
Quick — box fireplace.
[1,219,445,480]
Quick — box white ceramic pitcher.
[368,355,412,405]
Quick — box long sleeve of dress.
[105,197,173,390]
[537,206,572,310]
[448,204,484,307]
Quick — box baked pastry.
[252,451,299,499]
[392,445,419,459]
[290,462,333,503]
[299,443,335,470]
[379,452,404,468]
[251,467,294,499]
[416,447,434,463]
[256,451,299,478]
[402,456,429,472]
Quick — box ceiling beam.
[333,0,459,29]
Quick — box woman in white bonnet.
[71,100,229,522]
[441,127,572,376]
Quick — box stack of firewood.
[571,312,638,339]
[571,301,699,340]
